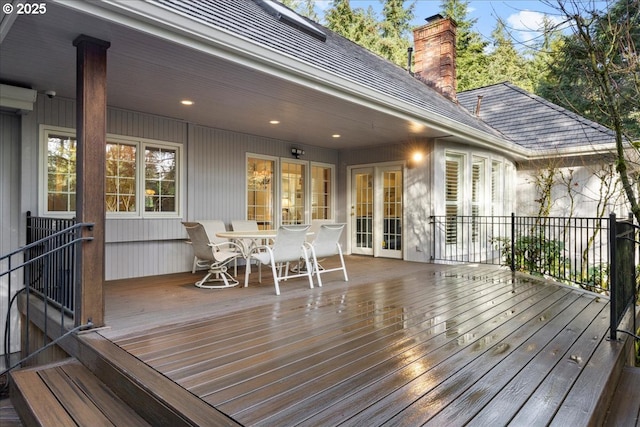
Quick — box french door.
[350,165,403,258]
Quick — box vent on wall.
[0,84,37,112]
[254,0,327,42]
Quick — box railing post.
[609,213,617,340]
[510,212,515,272]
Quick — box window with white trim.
[247,155,275,229]
[491,160,503,216]
[246,155,335,227]
[311,163,333,220]
[281,160,305,225]
[471,157,486,243]
[42,126,182,217]
[445,153,464,244]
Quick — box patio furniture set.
[182,220,349,295]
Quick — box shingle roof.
[151,0,499,137]
[457,82,616,151]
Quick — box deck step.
[10,358,150,427]
[604,366,640,427]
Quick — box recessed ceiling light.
[332,134,341,138]
[180,100,194,106]
[269,120,280,124]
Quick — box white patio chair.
[191,220,239,275]
[290,219,334,273]
[308,223,349,287]
[244,225,314,295]
[182,222,243,289]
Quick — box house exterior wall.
[338,142,433,262]
[516,157,626,218]
[18,95,339,280]
[1,111,22,355]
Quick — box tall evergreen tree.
[325,0,355,38]
[539,0,639,139]
[278,0,319,22]
[486,20,533,91]
[439,0,489,91]
[378,0,415,67]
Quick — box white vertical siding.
[19,95,340,280]
[1,112,22,354]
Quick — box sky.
[314,1,609,48]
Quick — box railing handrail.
[1,218,94,369]
[430,213,610,291]
[0,222,95,278]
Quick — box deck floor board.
[101,257,629,426]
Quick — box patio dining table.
[215,229,314,281]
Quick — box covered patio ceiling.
[0,1,461,150]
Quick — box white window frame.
[245,154,336,228]
[39,125,184,218]
[445,152,465,244]
[245,153,278,228]
[280,158,307,225]
[310,161,336,221]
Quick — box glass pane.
[355,173,373,249]
[311,166,332,220]
[107,142,138,213]
[382,170,402,250]
[145,146,177,213]
[47,135,77,212]
[247,157,274,229]
[281,161,305,225]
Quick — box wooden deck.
[97,256,632,426]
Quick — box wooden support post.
[73,35,110,328]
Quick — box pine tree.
[486,20,532,91]
[325,0,356,38]
[439,0,489,91]
[378,0,415,68]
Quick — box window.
[471,157,487,243]
[247,156,275,229]
[106,142,136,213]
[144,146,177,212]
[246,156,334,228]
[491,160,503,216]
[281,161,305,225]
[46,134,77,212]
[311,164,333,220]
[42,126,181,217]
[445,153,464,244]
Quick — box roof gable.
[458,82,616,151]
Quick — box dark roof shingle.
[151,0,499,137]
[458,82,616,151]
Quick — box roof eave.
[53,0,531,157]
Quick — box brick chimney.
[412,14,457,101]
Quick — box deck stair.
[9,331,241,426]
[604,366,640,426]
[10,358,149,426]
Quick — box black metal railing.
[1,212,93,368]
[25,212,79,312]
[609,214,638,341]
[431,213,638,343]
[432,214,610,292]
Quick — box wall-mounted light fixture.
[407,150,426,169]
[291,147,304,159]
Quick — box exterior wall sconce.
[407,150,425,169]
[291,147,304,159]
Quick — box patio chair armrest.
[209,241,245,256]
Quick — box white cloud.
[506,10,564,45]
